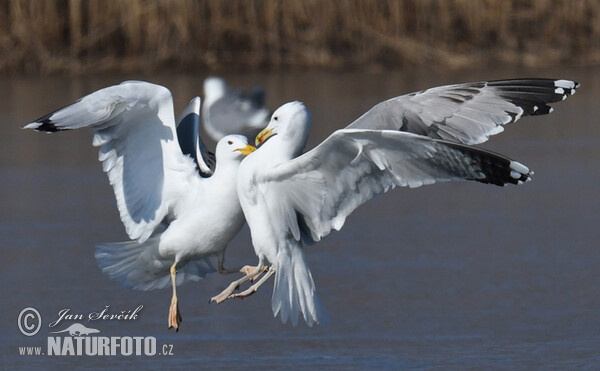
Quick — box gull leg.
[217,252,238,274]
[210,261,265,304]
[217,253,266,279]
[168,262,182,331]
[241,264,268,282]
[230,266,276,299]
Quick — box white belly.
[158,181,245,261]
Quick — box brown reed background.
[0,0,598,75]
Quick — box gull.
[24,81,256,331]
[202,77,270,142]
[213,78,579,326]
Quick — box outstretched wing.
[347,79,579,145]
[256,129,531,243]
[176,97,215,177]
[24,81,198,243]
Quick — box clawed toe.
[210,281,240,303]
[229,266,276,299]
[239,265,255,276]
[168,262,182,331]
[168,296,182,331]
[210,263,272,304]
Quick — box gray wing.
[257,129,531,243]
[347,79,580,145]
[203,89,270,141]
[176,97,215,177]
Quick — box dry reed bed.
[0,0,598,74]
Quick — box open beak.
[255,128,275,147]
[235,144,256,156]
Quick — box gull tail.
[95,237,216,291]
[272,244,328,327]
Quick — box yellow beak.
[235,144,256,156]
[255,128,275,147]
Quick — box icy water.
[0,68,599,369]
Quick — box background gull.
[23,81,256,331]
[214,77,579,327]
[202,77,270,142]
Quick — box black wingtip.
[487,160,532,187]
[22,120,64,133]
[25,111,67,133]
[36,121,63,133]
[442,141,533,187]
[25,98,83,133]
[530,105,553,116]
[487,78,580,118]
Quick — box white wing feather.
[25,81,197,243]
[256,129,530,242]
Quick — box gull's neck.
[211,158,241,180]
[257,135,306,167]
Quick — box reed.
[0,0,598,74]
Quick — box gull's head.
[255,101,311,152]
[216,134,256,162]
[203,77,227,103]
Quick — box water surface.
[1,68,598,369]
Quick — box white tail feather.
[272,244,328,326]
[95,237,216,291]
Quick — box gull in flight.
[202,77,270,142]
[24,81,256,331]
[212,78,579,326]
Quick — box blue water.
[1,68,599,369]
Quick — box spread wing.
[24,81,198,243]
[255,129,531,243]
[347,79,580,145]
[176,96,215,177]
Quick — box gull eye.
[227,140,233,145]
[274,116,278,121]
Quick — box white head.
[214,134,256,164]
[254,101,311,158]
[203,77,227,105]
